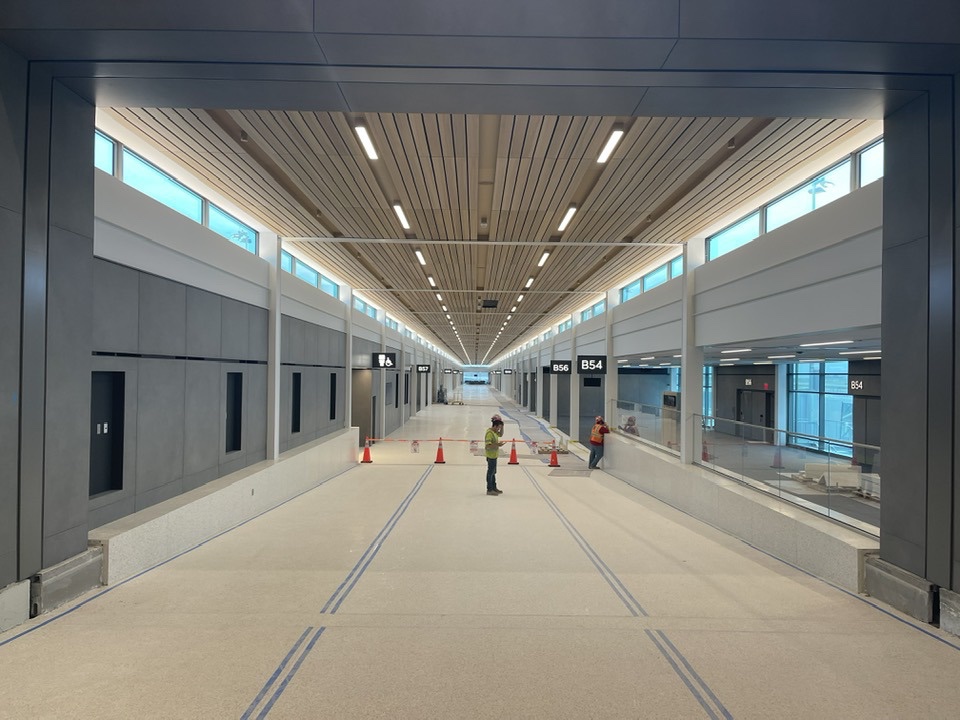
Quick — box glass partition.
[610,399,681,456]
[695,414,879,535]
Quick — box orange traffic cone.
[770,445,784,469]
[508,440,519,465]
[548,448,560,468]
[361,437,373,463]
[434,437,446,464]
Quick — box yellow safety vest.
[590,423,605,444]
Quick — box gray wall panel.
[221,297,249,359]
[304,322,320,364]
[87,495,136,530]
[42,525,89,573]
[139,274,186,355]
[557,376,571,435]
[0,42,26,216]
[183,360,220,476]
[92,259,139,353]
[185,287,222,358]
[136,358,186,493]
[281,315,292,363]
[135,478,183,512]
[289,317,306,364]
[182,467,219,494]
[246,364,267,459]
[219,362,244,465]
[302,366,320,437]
[249,307,268,362]
[43,228,92,565]
[352,369,373,444]
[48,82,93,239]
[0,207,22,586]
[617,370,672,410]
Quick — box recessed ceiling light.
[719,362,735,367]
[753,361,773,365]
[507,315,512,320]
[863,356,882,360]
[354,125,378,160]
[538,252,550,267]
[597,128,625,163]
[525,277,534,289]
[798,358,825,362]
[427,276,436,287]
[393,204,411,230]
[617,359,628,363]
[414,250,426,266]
[441,305,447,312]
[511,306,517,312]
[641,356,655,360]
[659,362,671,366]
[673,354,682,358]
[517,295,524,302]
[436,293,443,301]
[445,314,451,319]
[839,350,881,355]
[799,340,852,347]
[768,354,796,359]
[721,348,751,354]
[557,205,577,232]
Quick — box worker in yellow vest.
[587,415,610,470]
[484,415,506,495]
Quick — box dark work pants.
[486,457,498,491]
[588,443,604,468]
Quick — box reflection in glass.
[208,204,257,253]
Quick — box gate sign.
[443,368,453,374]
[503,369,514,375]
[577,355,606,374]
[373,353,396,368]
[550,360,572,374]
[416,365,431,373]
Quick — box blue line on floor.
[256,626,326,719]
[322,465,434,614]
[656,630,733,720]
[0,464,358,650]
[240,626,313,720]
[523,466,648,617]
[645,629,723,720]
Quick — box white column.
[569,321,580,441]
[680,239,705,464]
[344,289,353,430]
[604,289,615,425]
[549,333,558,427]
[775,363,788,446]
[262,232,281,459]
[379,319,387,441]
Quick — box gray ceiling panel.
[664,39,960,75]
[339,84,645,116]
[0,0,314,32]
[634,86,913,119]
[313,0,680,37]
[678,0,960,44]
[66,79,348,112]
[0,30,329,63]
[316,35,677,70]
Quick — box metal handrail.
[694,413,880,452]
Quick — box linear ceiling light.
[393,204,411,230]
[427,276,436,287]
[721,348,751,354]
[863,356,882,360]
[517,295,524,302]
[799,340,852,347]
[511,306,517,312]
[354,125,378,160]
[597,128,625,163]
[839,350,881,355]
[441,305,447,312]
[414,249,426,265]
[768,354,796,359]
[525,277,534,288]
[557,205,577,232]
[436,293,443,301]
[640,356,655,361]
[538,251,550,267]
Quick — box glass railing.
[610,400,681,456]
[694,414,879,536]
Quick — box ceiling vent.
[481,299,498,309]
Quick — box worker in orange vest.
[587,415,610,470]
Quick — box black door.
[89,371,125,496]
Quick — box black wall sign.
[848,375,881,396]
[503,369,514,375]
[443,368,453,374]
[373,353,397,368]
[577,355,606,374]
[550,360,572,374]
[416,365,431,373]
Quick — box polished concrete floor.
[1,385,958,719]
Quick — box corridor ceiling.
[4,1,959,363]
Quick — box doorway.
[736,389,774,442]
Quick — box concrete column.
[344,288,353,429]
[775,364,788,447]
[569,322,580,442]
[604,290,615,425]
[680,239,705,464]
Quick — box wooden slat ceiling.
[105,108,879,364]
